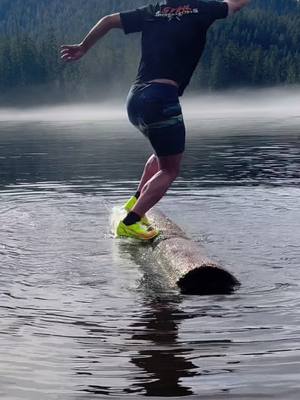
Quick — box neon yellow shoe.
[124,196,137,211]
[123,196,152,227]
[116,221,160,241]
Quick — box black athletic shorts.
[126,82,186,157]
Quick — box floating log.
[148,209,240,295]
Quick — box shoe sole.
[117,226,160,241]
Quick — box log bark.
[149,209,240,295]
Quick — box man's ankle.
[123,211,141,226]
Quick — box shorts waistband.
[131,81,179,93]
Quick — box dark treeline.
[0,0,299,104]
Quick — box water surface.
[0,92,300,399]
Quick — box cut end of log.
[177,265,240,295]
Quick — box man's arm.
[61,13,122,62]
[225,0,251,16]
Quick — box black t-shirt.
[120,0,228,96]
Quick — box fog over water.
[0,86,299,127]
[0,87,300,399]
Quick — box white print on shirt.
[155,5,199,21]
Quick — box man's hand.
[60,14,122,62]
[60,44,86,62]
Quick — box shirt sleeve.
[206,1,229,21]
[119,8,145,34]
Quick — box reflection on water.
[0,93,300,399]
[115,242,196,397]
[127,298,195,397]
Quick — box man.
[61,0,250,241]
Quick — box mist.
[0,86,299,131]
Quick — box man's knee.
[147,154,158,167]
[159,152,183,181]
[163,166,180,182]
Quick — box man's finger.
[60,49,70,55]
[61,54,72,60]
[66,56,79,62]
[61,45,76,50]
[62,57,74,62]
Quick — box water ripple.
[0,118,300,399]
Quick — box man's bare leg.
[132,153,183,217]
[137,154,159,193]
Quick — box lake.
[0,88,300,399]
